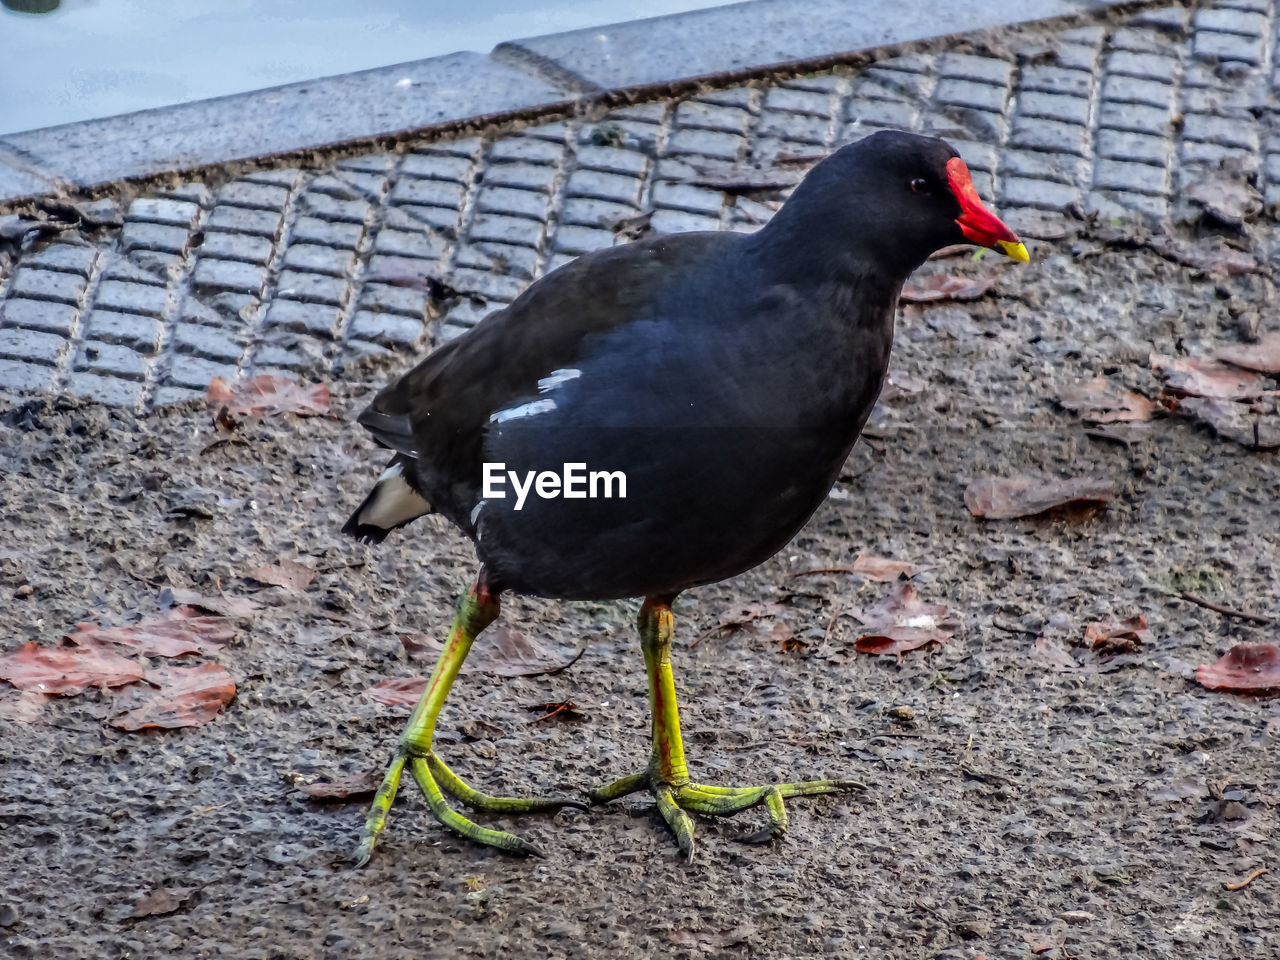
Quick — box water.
[0,0,740,136]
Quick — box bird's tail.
[342,455,432,544]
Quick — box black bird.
[345,130,1027,863]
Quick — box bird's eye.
[910,178,930,194]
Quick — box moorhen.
[344,129,1027,863]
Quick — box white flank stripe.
[537,368,581,393]
[489,398,556,423]
[361,473,430,529]
[378,461,404,482]
[470,501,485,525]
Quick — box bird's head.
[776,130,1028,273]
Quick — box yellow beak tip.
[998,240,1030,264]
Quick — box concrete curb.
[0,0,1147,207]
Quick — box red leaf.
[852,583,957,659]
[0,642,143,695]
[367,675,427,707]
[297,769,381,800]
[1058,377,1158,423]
[1196,644,1280,695]
[1216,332,1280,375]
[206,375,330,418]
[900,273,996,303]
[69,607,234,657]
[1150,353,1273,400]
[965,473,1113,520]
[1084,615,1150,655]
[248,559,315,591]
[110,664,236,730]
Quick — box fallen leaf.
[1150,353,1273,400]
[110,664,237,730]
[296,769,381,800]
[694,601,789,644]
[852,583,958,659]
[166,588,262,620]
[130,887,195,919]
[206,375,330,418]
[247,559,315,591]
[1084,422,1152,446]
[0,642,143,695]
[1185,175,1262,228]
[1058,376,1158,423]
[1152,238,1258,277]
[400,625,586,678]
[1031,636,1080,672]
[900,273,996,303]
[1149,779,1204,803]
[366,675,426,707]
[69,607,234,657]
[1170,395,1280,450]
[526,700,587,723]
[1196,644,1280,695]
[1216,332,1280,375]
[668,922,758,952]
[964,474,1114,520]
[787,554,922,582]
[770,620,806,654]
[1085,615,1150,656]
[0,689,53,722]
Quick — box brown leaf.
[167,588,262,620]
[1150,353,1273,400]
[1196,644,1280,695]
[668,922,758,952]
[0,642,143,695]
[900,274,996,303]
[401,625,586,678]
[1031,636,1080,672]
[296,769,381,800]
[110,664,236,730]
[0,689,53,722]
[248,558,315,591]
[1084,615,1150,656]
[964,473,1113,520]
[366,675,426,707]
[787,554,923,582]
[69,607,234,658]
[1169,395,1280,450]
[1216,332,1280,375]
[130,887,195,918]
[206,375,330,418]
[1185,175,1262,227]
[526,700,587,723]
[852,583,958,659]
[1058,376,1158,423]
[1152,238,1258,278]
[693,601,789,643]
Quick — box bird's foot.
[589,769,863,862]
[354,747,587,865]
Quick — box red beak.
[945,157,1028,262]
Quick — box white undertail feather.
[357,462,430,530]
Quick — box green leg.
[354,576,584,866]
[591,596,864,861]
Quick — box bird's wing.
[356,231,731,525]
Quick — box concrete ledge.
[496,0,1131,91]
[0,0,1152,206]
